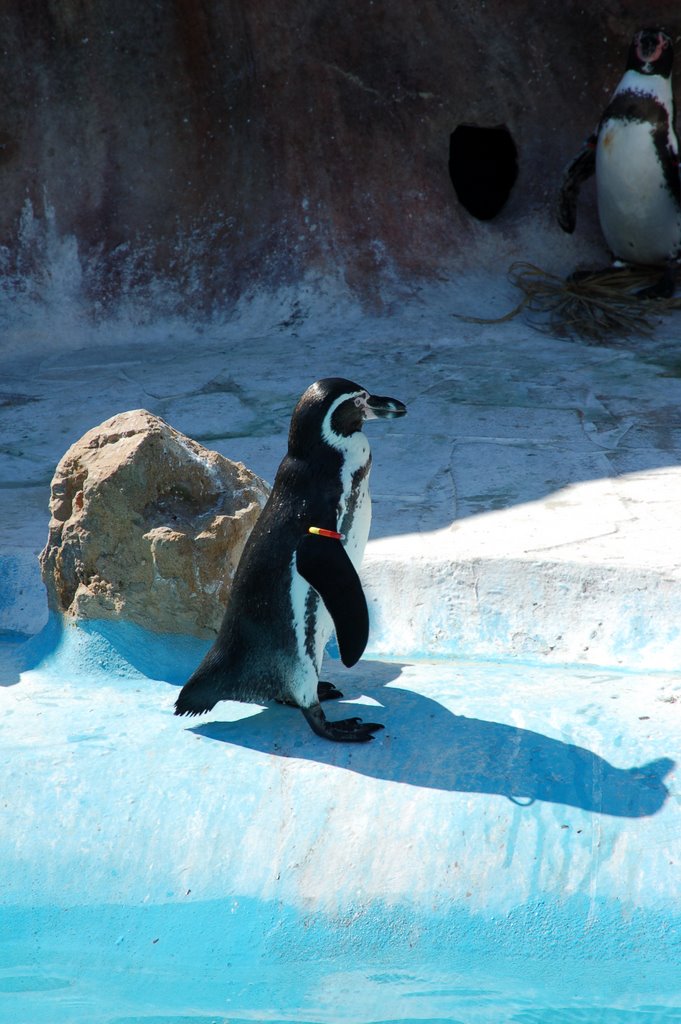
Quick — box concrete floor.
[1,280,681,1018]
[2,278,681,667]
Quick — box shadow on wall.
[0,615,208,689]
[191,661,675,820]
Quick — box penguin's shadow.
[190,661,675,819]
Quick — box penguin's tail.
[174,670,220,717]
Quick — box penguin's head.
[288,377,406,456]
[627,28,673,77]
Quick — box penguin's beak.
[364,393,407,420]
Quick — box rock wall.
[1,1,678,308]
[39,410,270,637]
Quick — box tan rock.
[39,409,270,637]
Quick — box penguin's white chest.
[596,120,681,263]
[338,434,372,569]
[343,472,371,567]
[288,433,372,705]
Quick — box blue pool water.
[1,620,680,1023]
[4,899,681,1023]
[4,902,681,1022]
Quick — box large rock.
[39,410,270,637]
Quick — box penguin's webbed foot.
[635,264,677,300]
[317,680,344,702]
[302,703,383,743]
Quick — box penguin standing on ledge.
[558,28,681,288]
[175,377,406,742]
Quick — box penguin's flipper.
[557,135,597,233]
[296,534,369,667]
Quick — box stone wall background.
[0,2,678,310]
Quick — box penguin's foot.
[301,703,384,743]
[567,263,626,284]
[317,680,344,702]
[276,681,344,707]
[635,264,677,300]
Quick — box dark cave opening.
[449,124,518,220]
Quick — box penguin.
[557,27,681,288]
[174,377,406,742]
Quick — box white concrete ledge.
[363,471,681,670]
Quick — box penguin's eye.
[330,395,366,436]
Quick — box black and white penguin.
[174,377,406,742]
[558,27,681,278]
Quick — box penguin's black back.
[174,443,345,713]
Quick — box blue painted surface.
[1,620,680,1022]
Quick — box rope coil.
[456,262,681,342]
